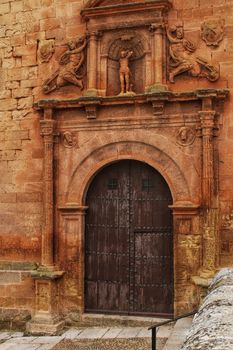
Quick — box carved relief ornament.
[176,126,196,146]
[166,25,219,83]
[38,40,55,63]
[201,19,224,47]
[42,36,87,94]
[63,132,78,148]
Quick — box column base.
[84,89,98,97]
[146,84,168,93]
[198,268,216,279]
[27,316,64,336]
[28,266,65,335]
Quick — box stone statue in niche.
[166,25,219,83]
[42,36,87,94]
[38,40,55,63]
[119,50,134,95]
[201,19,224,47]
[107,33,145,96]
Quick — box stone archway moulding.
[66,140,192,205]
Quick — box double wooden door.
[85,160,173,316]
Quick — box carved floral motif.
[42,36,87,94]
[201,19,224,47]
[166,25,219,83]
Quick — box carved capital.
[40,119,56,138]
[199,111,216,134]
[149,23,164,33]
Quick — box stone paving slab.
[163,318,193,350]
[51,337,167,350]
[63,329,84,339]
[5,336,38,343]
[32,336,62,344]
[117,327,142,338]
[101,328,122,339]
[0,324,175,350]
[76,327,109,339]
[38,345,56,350]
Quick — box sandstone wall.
[0,0,233,320]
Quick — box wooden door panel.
[85,160,173,315]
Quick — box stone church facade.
[0,0,232,333]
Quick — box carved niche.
[42,36,88,94]
[167,25,220,83]
[201,19,224,47]
[106,32,147,96]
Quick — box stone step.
[162,317,193,350]
[77,313,167,327]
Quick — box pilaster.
[27,108,65,335]
[85,32,98,96]
[198,98,219,278]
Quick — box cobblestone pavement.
[0,325,173,350]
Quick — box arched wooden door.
[85,160,173,316]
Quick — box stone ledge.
[31,267,65,280]
[0,261,38,271]
[34,88,229,110]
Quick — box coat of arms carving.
[201,19,224,47]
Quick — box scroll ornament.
[166,25,219,83]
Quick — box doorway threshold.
[79,313,172,328]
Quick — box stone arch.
[66,141,192,205]
[101,30,150,57]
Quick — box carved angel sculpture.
[166,25,219,83]
[42,36,87,94]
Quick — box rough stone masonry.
[181,269,233,350]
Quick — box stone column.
[200,111,216,208]
[40,109,55,267]
[27,108,65,335]
[86,31,98,96]
[147,24,167,93]
[199,108,217,278]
